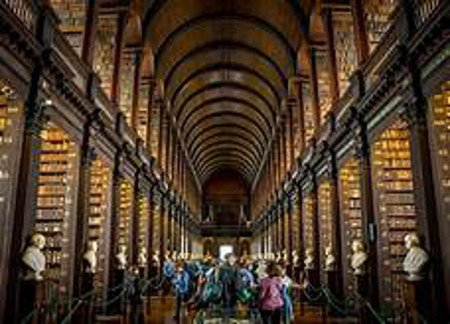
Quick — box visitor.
[172,260,190,321]
[258,261,284,324]
[219,253,238,316]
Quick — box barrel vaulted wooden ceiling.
[133,0,315,185]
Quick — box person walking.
[172,260,190,322]
[258,261,284,324]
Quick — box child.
[172,260,190,321]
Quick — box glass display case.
[88,158,111,289]
[117,179,133,253]
[34,122,78,294]
[49,0,86,56]
[338,158,362,295]
[371,119,417,311]
[93,15,119,98]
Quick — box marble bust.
[292,250,300,267]
[138,247,147,268]
[115,244,127,270]
[403,233,429,282]
[351,239,368,276]
[282,249,288,264]
[151,250,160,267]
[22,233,46,281]
[83,240,98,273]
[304,247,315,270]
[324,245,336,272]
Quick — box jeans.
[260,307,282,324]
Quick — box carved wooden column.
[110,12,126,103]
[73,111,98,299]
[159,194,166,270]
[167,200,173,254]
[350,0,369,64]
[131,168,142,265]
[354,117,379,308]
[280,201,285,252]
[401,86,445,322]
[287,193,294,275]
[146,79,157,155]
[310,171,321,288]
[322,8,340,103]
[157,100,165,169]
[296,80,306,153]
[5,8,56,320]
[106,149,124,314]
[81,0,99,65]
[131,50,142,131]
[308,46,321,132]
[326,149,344,298]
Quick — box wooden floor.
[101,296,354,324]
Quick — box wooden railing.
[2,0,38,33]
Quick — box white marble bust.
[22,233,46,281]
[83,240,98,274]
[115,244,127,270]
[304,247,315,270]
[403,233,429,282]
[292,250,300,266]
[138,247,147,268]
[351,239,368,276]
[152,250,160,267]
[282,249,288,264]
[324,245,336,272]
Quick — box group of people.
[162,253,303,323]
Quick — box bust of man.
[152,250,160,267]
[83,240,98,274]
[324,245,336,272]
[22,233,46,281]
[403,233,429,282]
[351,239,368,276]
[304,247,315,270]
[116,245,127,270]
[292,250,300,266]
[282,249,288,264]
[138,247,147,268]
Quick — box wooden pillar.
[157,101,165,169]
[350,0,369,64]
[355,120,380,308]
[322,8,340,103]
[106,150,123,309]
[110,13,126,104]
[287,193,294,272]
[401,91,446,321]
[296,81,306,153]
[81,0,99,66]
[131,51,142,131]
[308,47,321,131]
[145,79,156,155]
[147,187,155,265]
[72,113,97,298]
[296,184,304,272]
[131,169,141,265]
[159,194,166,268]
[328,151,344,297]
[287,102,295,170]
[310,171,321,287]
[280,202,285,251]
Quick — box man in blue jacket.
[172,260,190,321]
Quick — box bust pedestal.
[81,271,95,324]
[355,275,369,323]
[404,279,430,324]
[109,268,125,315]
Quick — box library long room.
[0,0,449,323]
